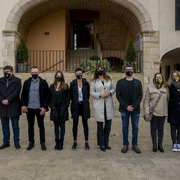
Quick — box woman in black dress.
[49,71,70,150]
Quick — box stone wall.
[15,72,144,117]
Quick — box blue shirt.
[28,78,40,109]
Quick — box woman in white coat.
[90,65,115,151]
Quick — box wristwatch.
[6,100,8,103]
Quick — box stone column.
[2,31,20,74]
[140,31,160,91]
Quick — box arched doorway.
[160,48,180,81]
[3,0,154,76]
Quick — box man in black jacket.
[70,68,90,150]
[116,64,142,154]
[21,66,49,151]
[0,65,21,149]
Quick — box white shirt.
[78,85,83,101]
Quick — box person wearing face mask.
[116,64,142,154]
[70,67,90,150]
[21,66,49,151]
[90,65,115,152]
[49,71,70,150]
[144,73,169,152]
[167,70,180,152]
[0,65,21,150]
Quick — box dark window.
[176,0,180,30]
[165,65,170,81]
[174,63,180,70]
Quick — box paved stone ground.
[0,114,180,180]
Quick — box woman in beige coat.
[144,73,169,153]
[90,65,115,152]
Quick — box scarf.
[172,81,180,89]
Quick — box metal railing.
[15,50,143,73]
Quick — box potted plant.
[123,39,137,72]
[17,37,29,72]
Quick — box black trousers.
[72,102,89,141]
[97,115,112,147]
[26,109,45,144]
[170,124,180,144]
[150,115,165,145]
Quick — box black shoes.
[15,143,21,149]
[41,143,47,151]
[153,144,157,152]
[72,142,77,150]
[158,144,164,153]
[0,143,10,150]
[85,142,90,150]
[55,139,63,150]
[121,145,128,153]
[26,142,34,151]
[105,146,111,150]
[100,146,106,152]
[132,145,141,154]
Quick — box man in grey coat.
[0,65,21,149]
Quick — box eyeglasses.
[126,69,133,71]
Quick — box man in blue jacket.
[0,65,21,150]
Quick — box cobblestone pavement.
[0,114,180,180]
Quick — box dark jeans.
[97,119,112,147]
[170,124,180,144]
[121,112,140,146]
[150,115,165,144]
[54,122,65,141]
[1,116,20,144]
[26,109,45,144]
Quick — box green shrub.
[89,55,100,61]
[125,39,137,64]
[17,37,29,63]
[80,59,112,73]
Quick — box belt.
[78,101,83,104]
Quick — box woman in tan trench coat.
[90,64,115,152]
[144,73,169,153]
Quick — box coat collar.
[149,82,167,93]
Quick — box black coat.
[49,84,70,122]
[21,77,49,111]
[116,77,143,114]
[0,75,21,117]
[168,85,180,125]
[70,78,90,120]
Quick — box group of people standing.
[0,64,179,153]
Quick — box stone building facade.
[0,0,180,90]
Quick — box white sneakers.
[172,144,180,152]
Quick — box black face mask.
[32,74,38,79]
[76,75,82,79]
[4,72,11,79]
[56,77,63,82]
[125,71,133,76]
[97,70,104,76]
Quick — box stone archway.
[3,0,157,84]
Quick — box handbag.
[144,92,162,122]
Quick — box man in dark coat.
[116,64,143,154]
[70,67,90,150]
[0,65,21,149]
[21,66,49,151]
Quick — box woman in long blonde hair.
[167,70,180,151]
[144,73,169,152]
[49,71,70,150]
